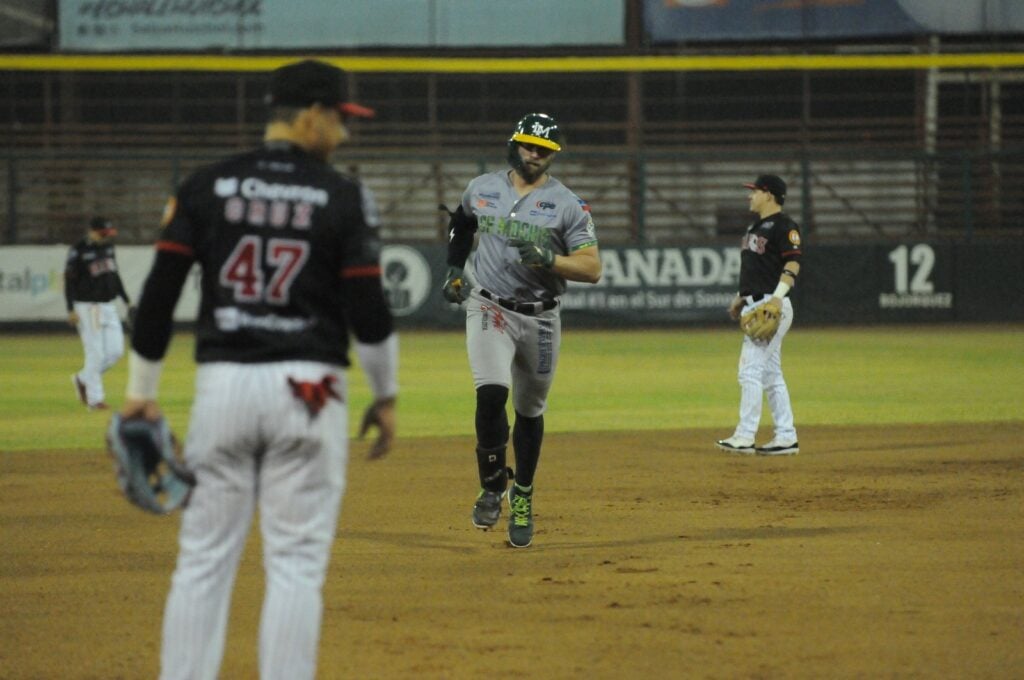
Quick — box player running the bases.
[442,113,602,548]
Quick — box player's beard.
[516,156,553,184]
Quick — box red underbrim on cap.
[94,228,118,237]
[743,183,759,190]
[339,102,375,118]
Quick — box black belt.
[479,289,557,316]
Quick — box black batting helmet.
[507,113,563,172]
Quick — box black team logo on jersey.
[742,233,768,255]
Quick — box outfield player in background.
[442,113,602,548]
[716,174,802,456]
[65,216,133,410]
[115,59,398,680]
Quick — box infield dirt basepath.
[2,423,1022,679]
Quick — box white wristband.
[772,280,792,298]
[126,350,163,400]
[355,334,399,401]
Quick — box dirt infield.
[2,422,1022,679]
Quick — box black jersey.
[135,141,392,366]
[738,212,803,297]
[64,239,129,310]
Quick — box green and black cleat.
[507,485,534,548]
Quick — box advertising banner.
[342,242,1011,328]
[800,243,957,325]
[58,0,623,51]
[645,0,1024,44]
[0,245,200,322]
[2,241,1018,327]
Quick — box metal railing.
[4,147,1021,246]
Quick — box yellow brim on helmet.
[511,132,561,152]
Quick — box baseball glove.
[106,414,196,514]
[740,298,782,341]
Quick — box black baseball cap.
[744,174,787,203]
[265,59,375,119]
[88,216,117,237]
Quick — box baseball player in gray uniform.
[442,113,602,548]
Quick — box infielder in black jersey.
[65,216,133,410]
[716,174,802,456]
[442,113,602,548]
[115,60,399,680]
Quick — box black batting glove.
[507,239,556,269]
[442,266,470,303]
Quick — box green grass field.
[1,325,1022,451]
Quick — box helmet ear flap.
[506,139,525,173]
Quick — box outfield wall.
[2,241,1020,328]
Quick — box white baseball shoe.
[715,436,755,454]
[756,438,799,456]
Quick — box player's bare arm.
[771,261,801,303]
[553,245,602,284]
[779,261,801,288]
[349,268,399,460]
[359,395,396,460]
[728,295,745,320]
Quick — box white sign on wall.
[58,0,624,51]
[0,246,200,322]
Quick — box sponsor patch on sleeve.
[788,229,801,246]
[160,197,177,229]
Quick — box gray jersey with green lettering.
[461,170,598,302]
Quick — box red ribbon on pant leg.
[287,375,341,417]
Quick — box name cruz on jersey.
[212,176,333,232]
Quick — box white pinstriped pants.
[160,361,348,680]
[73,301,124,405]
[733,296,797,443]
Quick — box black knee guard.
[475,384,509,449]
[512,411,544,488]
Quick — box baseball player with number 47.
[112,59,398,680]
[717,174,803,456]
